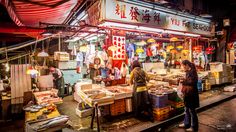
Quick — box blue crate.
[150,94,168,108]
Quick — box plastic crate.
[150,94,169,108]
[153,106,171,115]
[169,101,184,108]
[153,113,169,121]
[167,92,182,102]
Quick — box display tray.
[104,85,132,100]
[33,90,63,105]
[78,90,114,107]
[25,107,60,122]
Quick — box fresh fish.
[37,115,69,130]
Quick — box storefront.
[70,0,234,130]
[4,0,235,131]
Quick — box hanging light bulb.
[5,63,9,72]
[26,66,39,75]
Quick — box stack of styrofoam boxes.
[210,62,226,85]
[210,62,233,84]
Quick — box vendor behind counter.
[49,66,64,97]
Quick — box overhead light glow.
[99,22,200,37]
[138,26,164,33]
[165,30,185,35]
[99,22,138,29]
[37,50,49,57]
[184,33,200,37]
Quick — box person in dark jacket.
[129,60,153,122]
[49,66,64,97]
[179,60,199,132]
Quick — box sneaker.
[178,123,185,128]
[186,128,193,132]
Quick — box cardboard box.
[208,78,216,85]
[216,78,223,84]
[212,72,224,79]
[223,77,229,83]
[54,52,69,61]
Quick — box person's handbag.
[181,85,194,96]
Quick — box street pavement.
[164,98,236,132]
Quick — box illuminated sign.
[100,0,213,36]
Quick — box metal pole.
[59,33,61,51]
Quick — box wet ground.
[164,98,236,132]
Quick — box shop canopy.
[1,0,83,27]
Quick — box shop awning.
[1,0,83,27]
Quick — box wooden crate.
[110,99,126,116]
[153,106,171,115]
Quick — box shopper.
[49,65,64,97]
[179,60,199,132]
[129,60,153,122]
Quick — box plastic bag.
[177,83,183,99]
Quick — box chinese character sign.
[104,0,213,36]
[115,3,127,19]
[142,9,151,23]
[112,36,126,60]
[129,7,140,21]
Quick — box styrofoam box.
[76,107,93,118]
[210,62,227,72]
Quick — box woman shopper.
[179,60,200,132]
[129,60,153,122]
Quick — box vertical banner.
[112,36,126,60]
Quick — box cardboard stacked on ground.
[210,62,234,84]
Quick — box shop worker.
[129,60,153,122]
[49,65,64,97]
[179,60,199,132]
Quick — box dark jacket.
[182,69,200,108]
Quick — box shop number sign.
[102,0,213,36]
[112,36,126,60]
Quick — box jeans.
[184,107,198,131]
